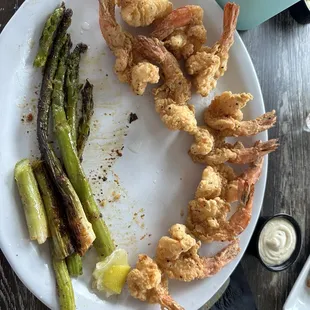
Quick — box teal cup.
[215,0,299,30]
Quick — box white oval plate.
[0,0,268,309]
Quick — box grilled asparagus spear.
[14,159,49,244]
[32,161,74,259]
[51,40,115,259]
[33,3,65,68]
[36,9,95,256]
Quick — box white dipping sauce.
[258,218,296,266]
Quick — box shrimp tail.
[256,110,277,130]
[203,239,240,277]
[220,111,277,137]
[253,139,279,156]
[232,139,279,163]
[151,6,195,40]
[135,36,167,64]
[98,0,117,31]
[221,2,240,46]
[228,183,255,235]
[158,294,185,310]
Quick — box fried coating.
[98,0,160,94]
[151,5,207,59]
[156,224,240,281]
[204,91,277,136]
[186,50,220,96]
[131,62,160,95]
[195,165,235,200]
[185,3,240,96]
[119,0,172,27]
[127,254,184,310]
[190,126,215,156]
[135,36,197,132]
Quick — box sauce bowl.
[247,213,302,271]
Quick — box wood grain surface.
[0,1,309,310]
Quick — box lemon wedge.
[92,249,131,296]
[102,265,131,294]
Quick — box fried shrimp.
[98,0,159,94]
[151,5,207,59]
[155,224,240,281]
[187,179,255,242]
[119,0,172,27]
[127,254,184,310]
[190,139,279,165]
[185,3,240,96]
[135,36,197,132]
[204,91,277,136]
[195,156,264,203]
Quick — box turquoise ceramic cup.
[215,0,299,30]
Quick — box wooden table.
[1,1,309,310]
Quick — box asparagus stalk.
[32,161,74,259]
[36,9,95,256]
[66,253,83,277]
[51,42,115,260]
[14,159,49,244]
[77,80,94,161]
[65,43,88,143]
[52,248,76,310]
[33,3,65,68]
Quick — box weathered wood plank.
[240,9,310,310]
[0,2,309,310]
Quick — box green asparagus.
[51,40,115,259]
[32,161,74,259]
[65,43,88,143]
[52,249,76,310]
[66,253,83,277]
[14,159,49,244]
[36,9,95,256]
[33,3,65,68]
[77,80,94,161]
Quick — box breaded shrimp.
[127,254,184,310]
[98,0,159,94]
[190,139,279,165]
[204,91,277,136]
[119,0,172,27]
[187,182,255,242]
[195,156,264,203]
[186,3,240,96]
[151,5,207,59]
[155,224,240,281]
[135,36,197,132]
